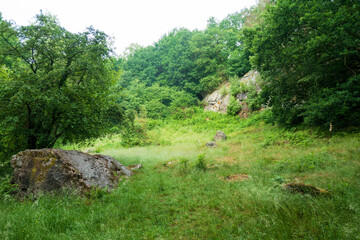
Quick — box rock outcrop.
[203,83,231,113]
[203,70,261,114]
[11,149,132,198]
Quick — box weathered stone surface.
[203,70,261,115]
[206,141,217,147]
[213,130,227,141]
[203,83,231,113]
[235,70,261,94]
[10,149,132,197]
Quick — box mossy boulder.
[10,149,132,198]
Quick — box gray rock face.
[213,130,227,141]
[10,149,132,197]
[203,84,231,113]
[203,70,261,114]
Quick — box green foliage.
[120,12,252,104]
[229,76,241,97]
[113,12,254,124]
[302,75,360,128]
[179,158,189,172]
[245,0,360,127]
[246,87,263,111]
[1,112,360,239]
[0,172,15,200]
[169,107,196,120]
[85,187,109,200]
[118,81,198,119]
[194,154,207,171]
[227,96,242,116]
[219,84,230,97]
[120,120,150,148]
[261,127,315,148]
[276,152,335,173]
[0,13,123,156]
[229,75,264,113]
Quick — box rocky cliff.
[203,70,261,115]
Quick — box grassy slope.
[1,111,360,239]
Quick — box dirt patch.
[230,144,242,153]
[215,156,237,164]
[283,182,331,197]
[243,128,262,134]
[230,146,241,153]
[222,174,250,182]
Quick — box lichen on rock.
[10,149,132,198]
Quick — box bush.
[227,96,242,116]
[302,75,360,128]
[121,120,150,148]
[194,154,207,171]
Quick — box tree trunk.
[27,135,37,149]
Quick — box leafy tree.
[117,12,253,121]
[191,13,251,95]
[121,16,252,98]
[154,28,199,94]
[246,0,360,127]
[0,13,123,154]
[190,24,228,94]
[121,45,157,88]
[219,12,252,77]
[118,80,198,119]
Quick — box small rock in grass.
[213,130,227,141]
[127,164,143,171]
[206,141,217,147]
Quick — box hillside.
[0,1,359,239]
[1,111,359,239]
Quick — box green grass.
[1,111,360,239]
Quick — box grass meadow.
[1,110,359,239]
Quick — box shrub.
[302,75,360,128]
[194,154,207,171]
[121,120,150,147]
[220,85,230,97]
[227,96,242,116]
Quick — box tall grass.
[1,111,359,239]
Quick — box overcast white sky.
[1,0,256,55]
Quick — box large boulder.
[10,149,132,198]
